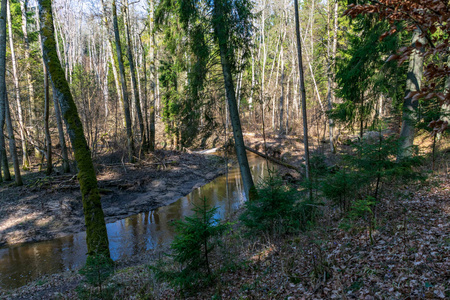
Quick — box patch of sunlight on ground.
[0,212,42,233]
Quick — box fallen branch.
[244,146,302,173]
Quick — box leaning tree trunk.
[212,0,256,200]
[111,0,135,162]
[38,0,110,260]
[36,6,69,173]
[398,28,425,160]
[294,0,311,184]
[123,2,146,152]
[8,0,30,170]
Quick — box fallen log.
[245,146,302,173]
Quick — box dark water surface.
[0,153,271,290]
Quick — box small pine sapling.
[78,254,115,298]
[153,197,229,292]
[240,170,319,235]
[340,197,377,244]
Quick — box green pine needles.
[240,170,319,235]
[322,132,424,210]
[153,197,230,292]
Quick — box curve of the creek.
[0,153,273,290]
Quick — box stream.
[0,153,272,290]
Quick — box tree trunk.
[111,0,135,162]
[8,0,30,170]
[44,63,52,175]
[20,0,41,161]
[212,0,256,200]
[398,28,425,159]
[148,0,156,152]
[123,2,146,153]
[326,0,335,153]
[38,0,110,260]
[279,64,285,134]
[36,5,69,173]
[0,0,8,182]
[294,0,311,184]
[5,93,22,185]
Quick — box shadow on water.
[0,153,272,289]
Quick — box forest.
[0,0,449,298]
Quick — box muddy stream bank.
[0,152,273,290]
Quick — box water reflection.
[0,153,271,290]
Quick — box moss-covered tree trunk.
[38,0,110,260]
[212,0,256,200]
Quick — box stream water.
[0,153,271,290]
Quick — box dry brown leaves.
[160,176,450,299]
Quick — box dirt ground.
[0,150,228,247]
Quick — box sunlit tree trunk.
[38,0,110,260]
[294,0,311,183]
[44,63,52,175]
[398,28,425,159]
[111,0,135,162]
[5,93,22,185]
[8,0,30,170]
[123,2,146,153]
[148,0,156,152]
[279,61,285,134]
[36,6,70,173]
[326,0,335,153]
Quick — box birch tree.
[7,0,30,170]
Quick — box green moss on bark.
[38,0,110,260]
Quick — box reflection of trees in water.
[0,235,86,289]
[1,155,272,290]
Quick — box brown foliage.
[345,0,450,134]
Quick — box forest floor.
[2,168,449,299]
[0,150,228,246]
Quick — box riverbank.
[0,150,229,246]
[1,174,448,299]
